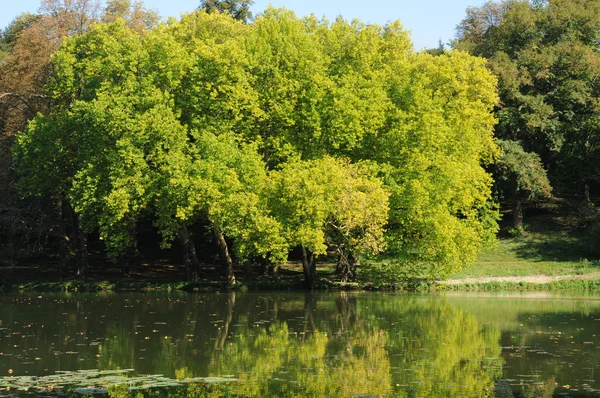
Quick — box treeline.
[456,0,600,233]
[3,0,599,286]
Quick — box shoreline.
[3,273,600,293]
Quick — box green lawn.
[451,206,600,279]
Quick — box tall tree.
[1,0,163,270]
[455,0,600,205]
[267,157,389,287]
[39,0,102,35]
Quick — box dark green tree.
[496,140,552,232]
[455,0,600,204]
[199,0,254,22]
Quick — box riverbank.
[4,268,600,293]
[2,201,599,293]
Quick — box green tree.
[268,157,389,287]
[2,0,161,270]
[199,0,254,22]
[153,131,287,285]
[14,21,172,275]
[496,140,552,232]
[455,0,600,202]
[371,51,500,278]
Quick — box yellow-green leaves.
[372,51,499,278]
[14,8,500,280]
[268,157,389,262]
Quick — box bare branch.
[0,92,49,115]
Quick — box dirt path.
[443,272,600,285]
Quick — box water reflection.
[1,292,600,396]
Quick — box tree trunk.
[259,257,268,276]
[66,204,87,279]
[213,225,235,285]
[510,176,523,233]
[585,183,591,203]
[244,260,253,278]
[336,249,358,283]
[178,225,201,281]
[76,215,88,278]
[57,196,66,279]
[268,259,279,280]
[121,256,130,278]
[120,224,140,277]
[301,245,317,289]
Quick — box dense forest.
[1,0,599,288]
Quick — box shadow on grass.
[511,233,592,263]
[501,201,599,264]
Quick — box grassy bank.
[451,201,599,278]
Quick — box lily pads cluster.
[0,369,237,396]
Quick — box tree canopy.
[12,6,500,284]
[455,0,600,211]
[199,0,254,22]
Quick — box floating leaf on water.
[0,369,238,396]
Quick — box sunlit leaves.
[14,7,500,280]
[267,157,389,264]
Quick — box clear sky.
[0,0,487,49]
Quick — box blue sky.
[0,0,487,49]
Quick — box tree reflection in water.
[0,292,506,397]
[207,293,503,397]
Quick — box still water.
[1,291,600,397]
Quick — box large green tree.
[496,140,552,232]
[456,0,600,209]
[163,9,500,279]
[1,0,162,270]
[14,21,176,276]
[267,157,389,287]
[14,7,500,284]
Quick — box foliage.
[165,9,499,278]
[199,0,254,22]
[455,0,600,199]
[0,0,172,266]
[376,51,500,278]
[38,0,102,35]
[11,7,500,282]
[267,157,389,262]
[154,131,288,265]
[102,0,161,32]
[496,139,552,201]
[15,21,176,257]
[0,13,41,51]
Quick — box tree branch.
[0,92,48,115]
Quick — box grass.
[451,236,599,278]
[451,201,600,279]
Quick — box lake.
[1,291,600,397]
